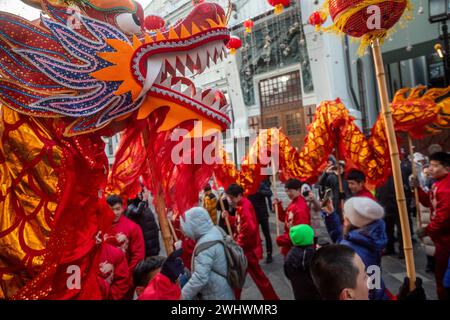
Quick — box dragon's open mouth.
[132,4,231,131]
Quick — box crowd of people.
[96,146,450,301]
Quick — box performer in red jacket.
[346,169,376,200]
[414,152,450,300]
[273,179,311,256]
[96,240,131,300]
[105,195,145,275]
[224,184,279,300]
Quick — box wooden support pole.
[153,188,174,255]
[167,210,179,243]
[141,127,175,255]
[212,174,234,238]
[371,39,416,289]
[271,158,280,237]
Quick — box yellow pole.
[141,125,174,255]
[167,210,179,243]
[212,174,234,238]
[271,158,280,237]
[371,39,416,289]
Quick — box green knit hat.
[289,224,314,246]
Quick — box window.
[248,116,260,131]
[285,113,302,135]
[259,71,302,108]
[264,116,279,128]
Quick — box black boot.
[266,253,273,264]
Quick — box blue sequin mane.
[0,5,143,135]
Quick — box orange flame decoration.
[213,87,450,191]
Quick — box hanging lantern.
[243,19,254,33]
[323,0,412,55]
[308,11,326,31]
[268,0,290,15]
[226,36,242,55]
[144,15,165,31]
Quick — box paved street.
[241,214,437,300]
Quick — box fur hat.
[343,197,385,228]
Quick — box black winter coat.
[126,200,160,257]
[284,245,321,300]
[376,159,412,216]
[248,181,273,222]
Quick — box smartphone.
[312,187,320,200]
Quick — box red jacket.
[228,197,263,259]
[138,273,181,300]
[96,243,131,300]
[275,195,311,256]
[106,215,145,274]
[418,173,450,252]
[354,187,376,200]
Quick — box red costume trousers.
[235,251,279,300]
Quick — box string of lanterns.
[227,0,293,55]
[226,36,242,55]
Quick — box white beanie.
[343,197,385,228]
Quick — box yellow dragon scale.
[0,106,61,298]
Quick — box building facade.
[147,0,449,159]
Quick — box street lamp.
[435,43,445,58]
[429,0,450,85]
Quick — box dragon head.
[0,0,231,136]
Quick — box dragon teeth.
[161,77,171,87]
[211,99,221,110]
[202,90,216,106]
[166,56,177,70]
[197,51,208,74]
[172,81,182,92]
[193,91,203,101]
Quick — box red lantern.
[308,11,326,30]
[243,19,254,33]
[328,0,408,38]
[226,36,242,55]
[268,0,290,15]
[144,15,166,31]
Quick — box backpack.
[192,227,248,289]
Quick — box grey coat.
[180,207,235,300]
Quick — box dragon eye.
[116,13,142,35]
